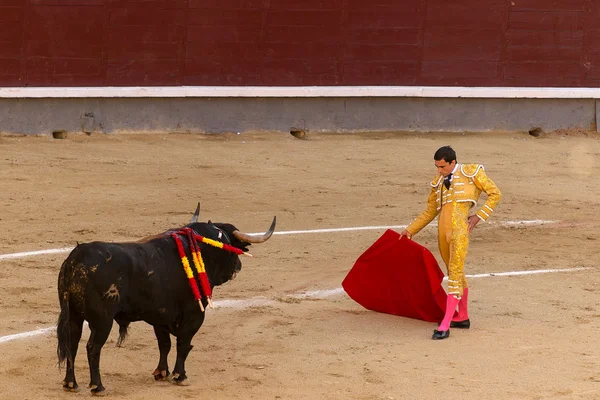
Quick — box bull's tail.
[56,258,73,369]
[116,321,130,347]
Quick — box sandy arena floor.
[0,130,598,400]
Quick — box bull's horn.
[190,202,200,224]
[232,216,276,244]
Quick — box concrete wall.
[2,2,598,135]
[0,97,595,135]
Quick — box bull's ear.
[190,202,200,224]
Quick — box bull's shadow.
[57,203,276,395]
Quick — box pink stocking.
[438,295,460,331]
[452,287,469,322]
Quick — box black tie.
[444,173,453,189]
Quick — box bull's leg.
[172,336,194,385]
[172,310,203,385]
[86,321,112,395]
[152,326,171,381]
[62,314,84,391]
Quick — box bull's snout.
[231,258,242,280]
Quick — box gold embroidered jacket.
[406,164,502,235]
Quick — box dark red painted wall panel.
[0,6,23,23]
[506,30,583,47]
[0,1,25,6]
[264,42,340,60]
[503,61,582,87]
[186,9,263,27]
[187,42,259,60]
[1,0,600,87]
[109,0,185,7]
[108,41,181,60]
[110,24,183,43]
[271,0,342,10]
[188,0,267,9]
[345,43,420,62]
[184,58,262,85]
[347,0,422,11]
[0,31,22,59]
[421,60,500,83]
[0,40,21,57]
[426,2,506,29]
[26,39,104,58]
[107,58,181,85]
[347,11,421,29]
[263,25,341,43]
[342,61,418,85]
[510,0,587,11]
[424,29,504,60]
[109,8,186,26]
[31,0,107,5]
[0,58,21,78]
[346,28,419,46]
[508,11,584,31]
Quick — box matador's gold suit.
[406,164,501,298]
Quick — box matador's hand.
[467,215,480,233]
[399,229,412,240]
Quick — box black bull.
[57,208,276,394]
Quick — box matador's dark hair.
[434,146,457,163]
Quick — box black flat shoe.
[450,319,471,329]
[432,329,450,340]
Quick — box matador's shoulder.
[460,163,484,177]
[430,174,443,187]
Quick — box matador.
[400,146,501,340]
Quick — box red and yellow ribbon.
[185,229,212,306]
[171,227,245,311]
[171,232,204,311]
[192,234,245,255]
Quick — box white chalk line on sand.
[0,265,592,345]
[0,219,555,261]
[0,327,56,344]
[0,218,564,344]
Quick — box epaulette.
[460,164,484,178]
[430,175,443,187]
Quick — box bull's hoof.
[174,378,190,386]
[172,373,190,386]
[89,384,106,396]
[62,381,79,392]
[153,369,170,381]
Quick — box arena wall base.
[0,97,596,135]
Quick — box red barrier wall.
[0,0,597,87]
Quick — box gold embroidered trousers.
[438,201,471,297]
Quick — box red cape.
[342,229,447,322]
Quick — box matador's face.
[434,159,456,177]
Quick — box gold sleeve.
[473,168,501,221]
[406,187,439,235]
